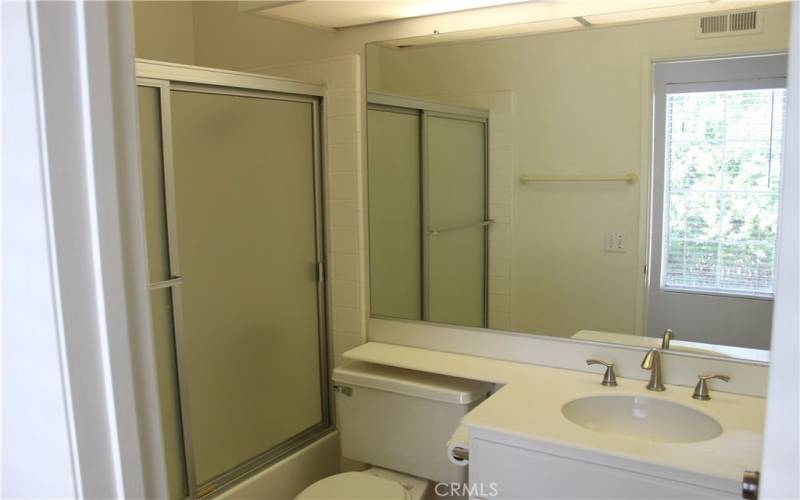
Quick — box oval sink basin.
[562,396,722,443]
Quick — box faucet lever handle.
[586,359,617,387]
[692,374,730,400]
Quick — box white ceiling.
[246,0,787,46]
[252,0,531,29]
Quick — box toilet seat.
[295,471,409,500]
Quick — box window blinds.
[663,88,786,296]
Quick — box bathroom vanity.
[464,378,761,499]
[344,341,764,499]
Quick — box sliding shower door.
[367,107,422,320]
[137,85,189,500]
[171,87,325,489]
[137,68,328,499]
[425,113,487,328]
[367,97,488,329]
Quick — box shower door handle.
[314,261,325,283]
[428,219,494,236]
[149,276,184,290]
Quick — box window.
[652,55,787,299]
[663,88,786,296]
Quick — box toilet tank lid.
[332,361,493,404]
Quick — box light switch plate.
[604,232,626,253]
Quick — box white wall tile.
[330,253,359,281]
[489,258,511,279]
[328,114,359,145]
[489,313,510,330]
[328,172,358,201]
[489,166,513,188]
[489,203,511,223]
[332,306,361,334]
[490,293,510,313]
[490,222,511,241]
[490,239,511,261]
[331,280,359,308]
[328,143,358,172]
[490,112,513,132]
[490,275,510,294]
[490,148,513,169]
[330,200,359,227]
[490,130,513,150]
[326,89,357,117]
[331,227,358,254]
[489,187,512,204]
[492,91,515,115]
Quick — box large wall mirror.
[365,2,792,363]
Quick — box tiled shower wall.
[487,91,516,331]
[253,56,368,368]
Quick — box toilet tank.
[332,361,493,484]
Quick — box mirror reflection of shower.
[368,95,489,328]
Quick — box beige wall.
[133,1,195,64]
[191,2,339,70]
[369,4,791,338]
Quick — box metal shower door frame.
[365,93,490,327]
[136,60,331,499]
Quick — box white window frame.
[651,54,788,301]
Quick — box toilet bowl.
[296,467,429,500]
[295,361,492,500]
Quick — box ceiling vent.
[697,10,761,38]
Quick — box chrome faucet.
[661,329,674,349]
[641,348,665,391]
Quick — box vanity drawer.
[469,438,735,499]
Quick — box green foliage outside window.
[663,88,785,295]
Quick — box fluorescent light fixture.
[253,0,531,29]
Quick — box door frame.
[761,5,800,497]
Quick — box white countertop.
[344,342,765,493]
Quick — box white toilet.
[296,361,493,500]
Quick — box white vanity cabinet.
[341,343,763,500]
[468,433,738,499]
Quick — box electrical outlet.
[604,232,626,253]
